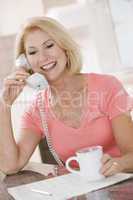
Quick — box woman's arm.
[0,100,42,175]
[0,68,42,174]
[0,102,19,174]
[101,112,133,176]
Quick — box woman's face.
[24,28,67,82]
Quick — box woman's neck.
[49,72,85,95]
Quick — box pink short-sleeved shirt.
[21,73,133,162]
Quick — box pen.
[31,188,53,196]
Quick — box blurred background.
[0,0,133,163]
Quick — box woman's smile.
[40,61,57,71]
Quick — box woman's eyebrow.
[28,46,35,49]
[28,39,53,49]
[42,39,54,46]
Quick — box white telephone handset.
[15,54,48,90]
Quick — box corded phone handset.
[15,54,48,90]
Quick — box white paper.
[8,173,133,200]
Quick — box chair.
[39,139,57,164]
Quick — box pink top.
[21,73,133,162]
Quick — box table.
[1,162,133,200]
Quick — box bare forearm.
[0,101,19,173]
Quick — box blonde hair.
[15,16,82,74]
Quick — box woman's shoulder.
[85,73,121,88]
[86,72,117,81]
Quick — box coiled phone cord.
[37,91,64,167]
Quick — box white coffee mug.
[65,145,105,181]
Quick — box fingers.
[10,68,30,77]
[1,84,24,107]
[0,69,30,106]
[15,74,29,81]
[14,67,30,74]
[4,78,25,87]
[102,162,119,176]
[101,153,111,165]
[15,70,30,77]
[101,154,122,177]
[4,70,30,86]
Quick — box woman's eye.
[46,43,54,48]
[28,51,36,55]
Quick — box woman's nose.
[38,51,50,63]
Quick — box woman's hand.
[100,154,124,176]
[0,69,30,106]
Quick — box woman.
[0,16,133,176]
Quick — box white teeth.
[41,62,56,70]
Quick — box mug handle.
[65,156,80,174]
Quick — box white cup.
[65,145,105,181]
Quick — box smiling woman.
[24,28,67,82]
[15,17,82,75]
[0,16,133,177]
